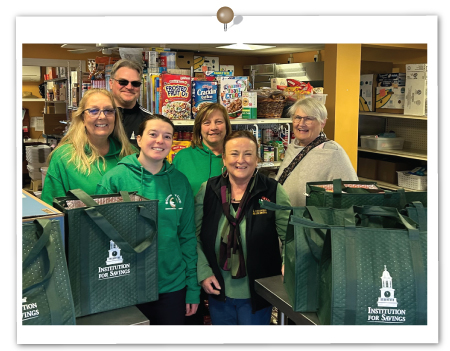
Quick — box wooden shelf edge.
[358,177,424,192]
[358,147,427,161]
[359,112,427,120]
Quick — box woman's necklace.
[231,198,241,203]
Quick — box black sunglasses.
[113,78,142,88]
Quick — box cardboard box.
[271,78,288,89]
[193,56,220,72]
[43,113,66,135]
[360,74,375,112]
[22,189,65,245]
[357,156,378,180]
[376,86,405,110]
[377,159,412,184]
[176,52,194,69]
[404,63,427,116]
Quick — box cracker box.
[167,141,191,163]
[405,63,427,116]
[159,73,192,119]
[191,80,218,119]
[218,76,249,119]
[360,74,375,112]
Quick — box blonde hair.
[191,103,232,149]
[47,89,135,175]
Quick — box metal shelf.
[358,177,423,192]
[44,77,68,83]
[359,112,427,120]
[45,100,68,103]
[358,147,427,161]
[258,161,282,168]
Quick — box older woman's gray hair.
[288,97,328,124]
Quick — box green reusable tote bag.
[306,179,427,209]
[403,201,427,231]
[260,200,357,313]
[53,189,159,317]
[22,218,76,325]
[291,206,427,325]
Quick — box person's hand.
[185,303,199,316]
[201,275,221,295]
[281,265,285,276]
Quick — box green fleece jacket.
[41,136,129,206]
[172,143,223,196]
[96,154,200,304]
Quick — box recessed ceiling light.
[216,43,276,51]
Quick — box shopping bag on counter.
[22,218,76,325]
[53,189,159,317]
[306,179,427,209]
[402,201,427,231]
[290,206,427,325]
[260,200,357,313]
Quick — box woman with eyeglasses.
[41,88,136,206]
[275,98,358,206]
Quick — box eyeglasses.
[112,78,142,88]
[83,108,116,118]
[293,116,316,124]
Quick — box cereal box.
[160,73,192,119]
[218,76,249,119]
[191,80,218,119]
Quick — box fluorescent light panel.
[216,43,276,51]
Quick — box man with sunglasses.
[109,59,152,145]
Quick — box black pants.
[137,287,186,325]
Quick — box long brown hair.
[47,89,135,175]
[191,103,232,149]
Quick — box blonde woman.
[41,88,136,206]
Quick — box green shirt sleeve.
[177,178,201,304]
[41,149,70,206]
[194,182,215,284]
[275,184,291,265]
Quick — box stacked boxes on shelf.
[375,73,406,111]
[405,63,427,116]
[25,145,51,182]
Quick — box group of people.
[40,59,358,326]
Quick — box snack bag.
[167,141,191,163]
[160,73,192,119]
[192,80,218,119]
[218,76,249,118]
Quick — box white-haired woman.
[41,88,136,205]
[275,97,358,206]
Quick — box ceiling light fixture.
[216,43,276,51]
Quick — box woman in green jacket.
[173,102,232,197]
[41,88,135,206]
[96,114,200,325]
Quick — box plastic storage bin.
[397,171,427,191]
[309,94,327,105]
[360,135,405,150]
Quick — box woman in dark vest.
[195,130,291,325]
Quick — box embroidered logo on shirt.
[164,194,183,210]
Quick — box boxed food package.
[219,65,234,75]
[271,78,288,90]
[194,56,220,72]
[218,76,249,118]
[377,159,413,184]
[376,73,406,87]
[405,63,427,116]
[191,80,218,119]
[159,73,192,119]
[375,86,405,110]
[242,91,257,119]
[360,74,375,112]
[360,135,405,150]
